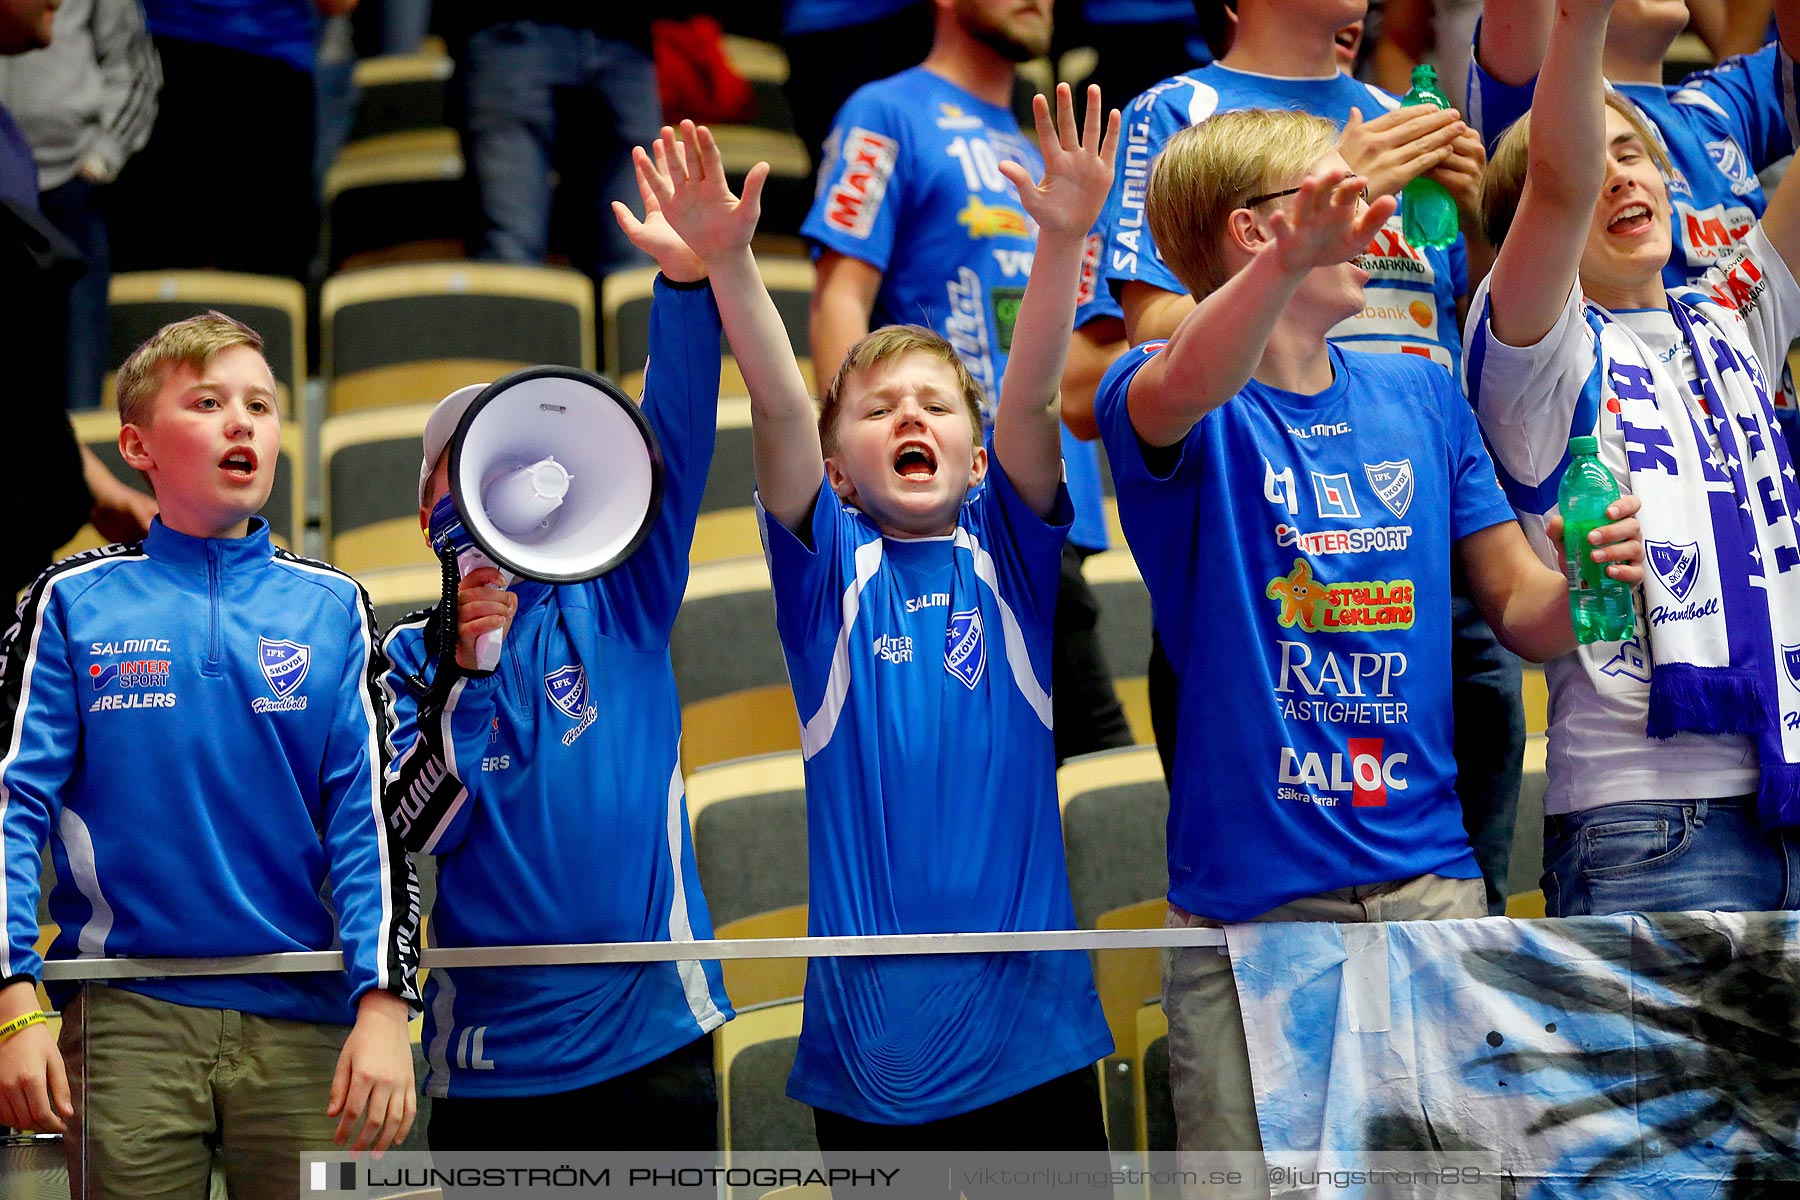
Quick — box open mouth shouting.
[1606,202,1653,237]
[894,441,938,482]
[220,447,259,477]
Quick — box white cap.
[419,383,490,506]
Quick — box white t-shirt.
[1464,226,1800,812]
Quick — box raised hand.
[1426,125,1488,222]
[1338,104,1467,199]
[999,83,1121,241]
[611,149,708,284]
[631,121,770,267]
[1265,167,1399,275]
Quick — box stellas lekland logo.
[1266,559,1415,633]
[252,637,310,713]
[944,609,986,689]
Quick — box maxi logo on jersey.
[945,609,986,689]
[251,637,309,714]
[1277,737,1408,808]
[1681,202,1757,267]
[1646,540,1701,603]
[823,128,899,239]
[1266,560,1415,633]
[545,664,598,747]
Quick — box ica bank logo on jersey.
[1646,540,1701,604]
[823,127,898,239]
[944,609,986,689]
[1278,738,1408,807]
[251,637,310,714]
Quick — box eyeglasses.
[1243,182,1370,208]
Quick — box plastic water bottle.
[1559,437,1635,644]
[1400,64,1460,250]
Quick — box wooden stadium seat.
[1093,898,1167,1151]
[322,262,594,415]
[359,562,444,633]
[1057,746,1169,928]
[322,132,466,269]
[106,272,306,414]
[715,903,809,1011]
[721,35,798,137]
[693,396,762,564]
[604,259,815,398]
[347,49,453,143]
[1084,547,1155,743]
[55,411,304,558]
[319,404,438,575]
[1132,1003,1177,1159]
[717,999,818,1175]
[1522,664,1548,735]
[673,558,799,772]
[687,751,809,929]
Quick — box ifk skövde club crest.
[258,637,310,699]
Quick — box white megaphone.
[425,367,663,672]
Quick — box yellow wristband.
[0,1010,47,1044]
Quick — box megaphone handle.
[455,545,515,672]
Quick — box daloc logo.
[1646,540,1700,604]
[944,609,986,690]
[258,638,310,699]
[1363,460,1414,519]
[544,664,589,721]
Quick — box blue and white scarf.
[1590,297,1800,827]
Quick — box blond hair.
[115,311,267,427]
[818,325,985,455]
[1478,92,1674,247]
[1147,108,1339,300]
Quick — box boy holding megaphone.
[378,165,734,1150]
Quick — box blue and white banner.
[1230,913,1800,1197]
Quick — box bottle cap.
[1569,435,1599,455]
[1412,64,1439,87]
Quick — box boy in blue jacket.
[380,163,733,1150]
[0,312,422,1194]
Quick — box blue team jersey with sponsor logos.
[802,66,1110,550]
[762,467,1112,1124]
[0,520,420,1022]
[1101,65,1469,375]
[1468,39,1800,292]
[382,279,732,1098]
[1096,345,1502,920]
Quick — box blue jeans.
[458,21,660,282]
[1543,798,1800,915]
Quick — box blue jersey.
[0,520,420,1022]
[1468,39,1800,291]
[762,467,1112,1124]
[1095,346,1504,920]
[1102,66,1470,375]
[382,279,732,1098]
[803,65,1110,551]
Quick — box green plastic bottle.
[1400,64,1460,250]
[1559,437,1635,644]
